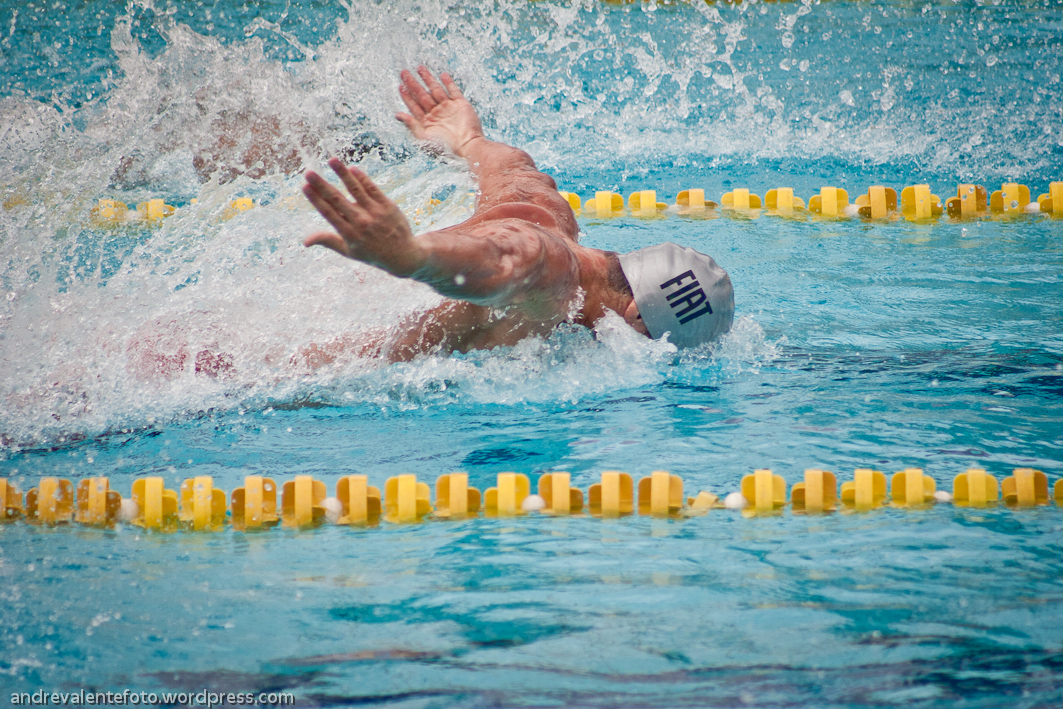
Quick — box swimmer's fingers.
[398,83,426,121]
[331,161,392,220]
[347,166,389,205]
[329,157,371,206]
[304,170,356,221]
[303,230,349,256]
[417,65,448,104]
[395,111,423,139]
[303,172,371,244]
[302,182,349,236]
[440,72,464,101]
[401,69,437,113]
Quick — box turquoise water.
[2,0,1063,706]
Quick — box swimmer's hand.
[396,66,484,159]
[302,158,425,277]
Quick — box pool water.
[2,0,1062,706]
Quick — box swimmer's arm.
[458,136,577,231]
[302,159,577,314]
[394,67,534,182]
[410,222,578,315]
[396,67,577,239]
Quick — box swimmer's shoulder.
[463,202,562,231]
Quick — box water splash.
[1,0,1059,446]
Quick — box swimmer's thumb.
[304,231,350,257]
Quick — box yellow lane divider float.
[637,470,684,518]
[557,192,582,212]
[990,183,1031,215]
[582,191,624,218]
[855,186,899,220]
[588,471,634,518]
[282,475,328,529]
[764,187,806,215]
[74,477,122,526]
[900,184,944,221]
[740,468,787,515]
[952,468,999,507]
[335,474,382,525]
[384,474,432,523]
[809,186,849,218]
[891,467,937,508]
[1039,182,1063,215]
[179,476,228,531]
[2,466,1062,530]
[945,184,989,218]
[1,478,24,521]
[1001,468,1050,507]
[484,472,532,516]
[129,477,179,530]
[676,189,718,212]
[231,475,280,531]
[721,188,762,211]
[791,468,838,513]
[538,471,584,514]
[839,468,888,510]
[628,190,667,218]
[25,477,74,525]
[435,472,481,519]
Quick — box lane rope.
[2,466,1060,529]
[45,180,1061,230]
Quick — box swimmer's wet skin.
[301,66,734,361]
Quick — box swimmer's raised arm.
[397,67,578,240]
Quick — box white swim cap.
[618,242,734,348]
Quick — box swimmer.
[301,67,735,362]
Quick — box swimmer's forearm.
[406,230,521,304]
[405,225,577,316]
[456,136,539,182]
